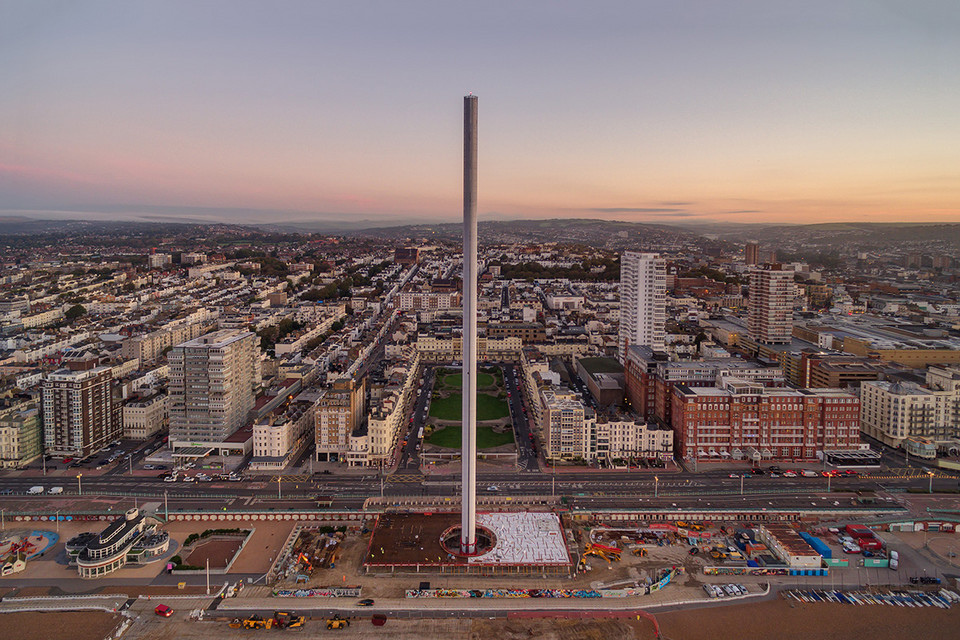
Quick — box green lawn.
[442,372,496,389]
[429,392,510,421]
[427,425,516,449]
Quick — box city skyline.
[2,1,959,227]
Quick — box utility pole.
[277,477,282,500]
[206,558,210,595]
[164,490,168,521]
[740,474,744,496]
[76,473,83,496]
[655,476,659,499]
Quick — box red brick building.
[671,378,860,463]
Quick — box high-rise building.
[745,242,760,266]
[315,377,367,462]
[618,252,666,357]
[748,264,794,345]
[43,360,120,457]
[168,329,258,449]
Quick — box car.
[783,471,797,478]
[357,599,375,606]
[228,475,243,482]
[486,485,499,492]
[63,457,73,464]
[182,476,195,483]
[843,469,858,476]
[157,465,167,470]
[0,488,13,495]
[800,470,818,478]
[729,473,740,478]
[154,604,173,617]
[769,472,780,478]
[143,464,155,470]
[688,547,700,555]
[750,468,764,476]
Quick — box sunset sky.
[2,1,959,227]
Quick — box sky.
[1,0,959,228]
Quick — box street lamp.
[928,471,935,494]
[76,473,83,496]
[655,476,659,499]
[277,476,282,500]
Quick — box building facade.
[122,392,168,440]
[168,329,258,449]
[618,252,666,357]
[0,406,42,469]
[671,378,860,463]
[316,377,367,462]
[748,264,794,345]
[43,363,120,457]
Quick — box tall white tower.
[618,252,666,359]
[461,94,478,554]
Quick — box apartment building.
[167,329,258,449]
[0,405,42,468]
[316,377,367,462]
[43,361,121,457]
[122,392,168,440]
[618,252,666,357]
[748,264,794,345]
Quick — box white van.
[49,486,63,494]
[890,550,899,570]
[27,486,44,494]
[801,470,818,478]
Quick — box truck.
[27,486,44,494]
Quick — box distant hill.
[696,222,960,251]
[349,218,701,249]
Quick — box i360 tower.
[461,94,479,554]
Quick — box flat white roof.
[470,512,570,566]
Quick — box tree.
[65,304,87,321]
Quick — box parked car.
[800,470,818,478]
[357,598,375,606]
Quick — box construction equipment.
[297,552,313,573]
[709,550,727,561]
[272,611,305,629]
[326,615,350,630]
[228,614,273,629]
[632,547,648,557]
[582,542,621,563]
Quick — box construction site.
[362,510,573,576]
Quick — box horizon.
[3,2,959,226]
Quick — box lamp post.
[55,509,60,533]
[655,476,659,499]
[164,490,168,521]
[740,473,744,496]
[277,476,282,500]
[928,471,935,494]
[76,473,83,496]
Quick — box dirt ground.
[657,597,960,640]
[0,611,122,640]
[185,538,244,569]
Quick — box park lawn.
[429,392,510,421]
[442,372,496,389]
[427,425,515,449]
